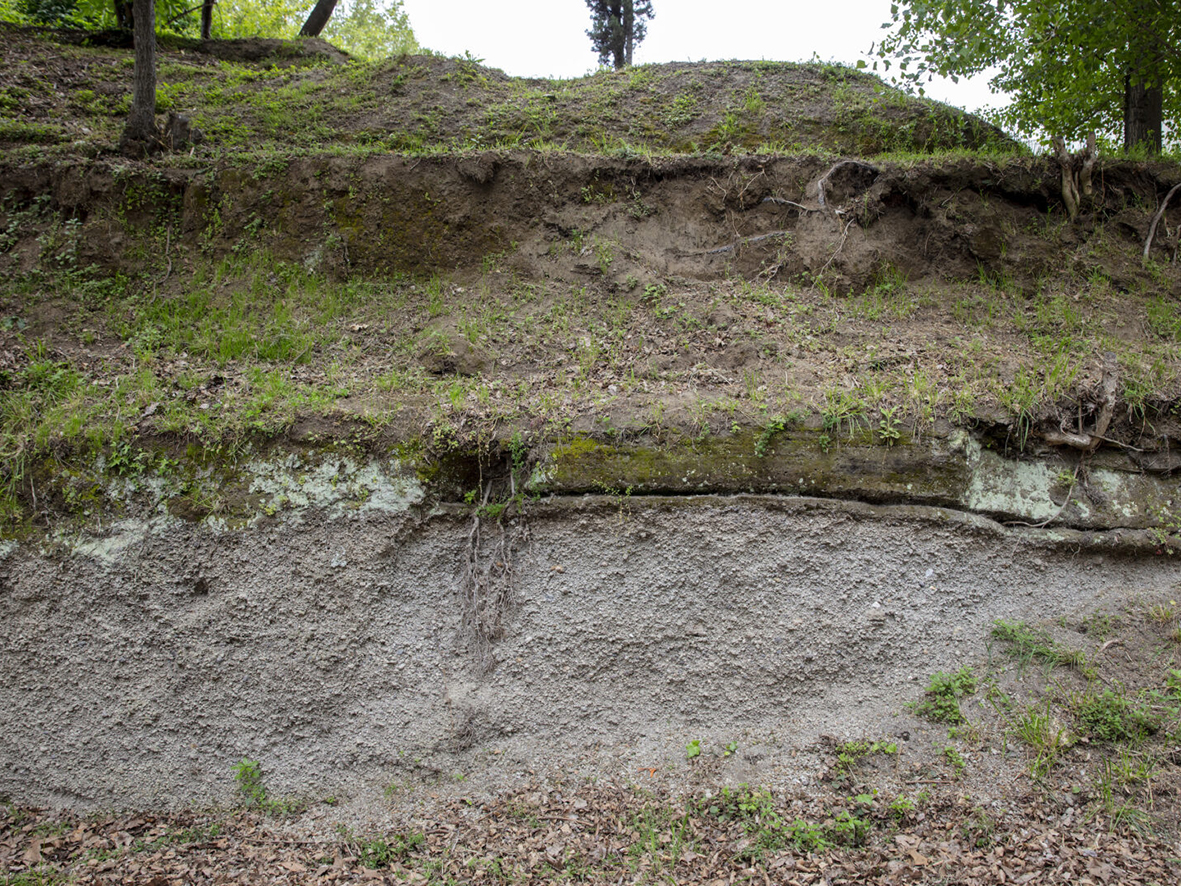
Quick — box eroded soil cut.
[1,26,1181,886]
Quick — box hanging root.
[1053,133,1097,221]
[1144,181,1181,264]
[688,230,792,256]
[458,488,529,674]
[815,160,880,212]
[1041,353,1119,452]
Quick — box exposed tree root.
[690,230,792,256]
[1144,181,1181,264]
[761,195,817,212]
[816,160,879,212]
[1042,354,1118,453]
[458,489,529,674]
[1053,133,1097,221]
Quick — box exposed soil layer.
[2,148,1179,538]
[1,496,1178,810]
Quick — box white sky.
[399,0,1002,116]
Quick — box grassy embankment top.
[0,24,1013,161]
[0,28,1178,533]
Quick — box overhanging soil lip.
[433,491,1177,555]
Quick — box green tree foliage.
[3,0,200,33]
[320,0,416,59]
[585,0,653,70]
[216,0,416,59]
[877,0,1180,152]
[0,0,417,60]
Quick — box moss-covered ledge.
[532,428,1180,534]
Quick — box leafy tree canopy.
[3,0,198,33]
[216,0,416,58]
[876,0,1180,151]
[0,0,418,60]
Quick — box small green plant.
[960,807,996,849]
[910,666,977,724]
[943,745,967,778]
[1166,669,1181,697]
[833,739,899,775]
[990,619,1088,672]
[821,387,867,436]
[1081,612,1118,640]
[232,759,299,815]
[754,415,788,457]
[700,785,831,857]
[723,740,739,757]
[1146,601,1176,624]
[1148,505,1181,551]
[1012,702,1071,780]
[233,758,268,806]
[877,405,902,445]
[685,739,702,760]
[888,794,915,821]
[356,833,425,869]
[1054,469,1077,489]
[829,810,870,847]
[1073,687,1160,743]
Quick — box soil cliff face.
[0,28,1180,812]
[3,496,1176,809]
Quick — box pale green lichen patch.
[964,448,1062,523]
[59,515,177,567]
[954,436,1174,529]
[246,454,425,521]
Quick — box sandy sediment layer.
[1,494,1176,810]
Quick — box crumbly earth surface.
[2,25,1181,886]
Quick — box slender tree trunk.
[200,0,215,40]
[604,1,623,69]
[624,0,634,67]
[1123,72,1164,154]
[119,0,158,155]
[299,0,339,38]
[114,0,133,30]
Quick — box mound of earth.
[0,25,1012,158]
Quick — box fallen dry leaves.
[4,781,1180,885]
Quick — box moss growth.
[541,429,971,504]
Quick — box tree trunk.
[119,0,158,156]
[200,0,215,40]
[623,0,634,67]
[299,0,339,38]
[1124,72,1164,154]
[114,0,133,30]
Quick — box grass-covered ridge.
[0,24,1014,161]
